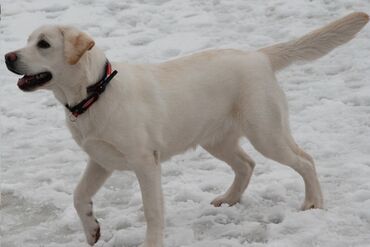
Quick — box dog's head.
[4,25,95,92]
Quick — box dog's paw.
[84,218,101,246]
[211,194,240,207]
[301,197,324,210]
[138,238,164,247]
[138,242,162,247]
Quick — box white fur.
[7,12,368,247]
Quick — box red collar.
[65,61,118,119]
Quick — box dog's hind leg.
[202,132,255,207]
[240,76,323,210]
[247,129,323,209]
[74,159,112,245]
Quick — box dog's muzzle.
[4,51,53,92]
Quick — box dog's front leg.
[134,154,164,247]
[74,159,112,246]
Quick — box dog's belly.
[159,117,235,161]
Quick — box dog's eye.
[37,40,51,49]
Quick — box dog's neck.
[52,47,107,110]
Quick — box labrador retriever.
[5,12,368,247]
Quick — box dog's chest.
[66,118,130,170]
[82,138,130,171]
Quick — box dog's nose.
[5,52,22,75]
[5,52,17,63]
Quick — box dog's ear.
[60,26,95,65]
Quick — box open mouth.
[17,72,52,91]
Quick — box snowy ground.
[1,0,370,246]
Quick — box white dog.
[5,12,368,247]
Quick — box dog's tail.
[259,12,369,71]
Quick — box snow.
[1,0,370,246]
